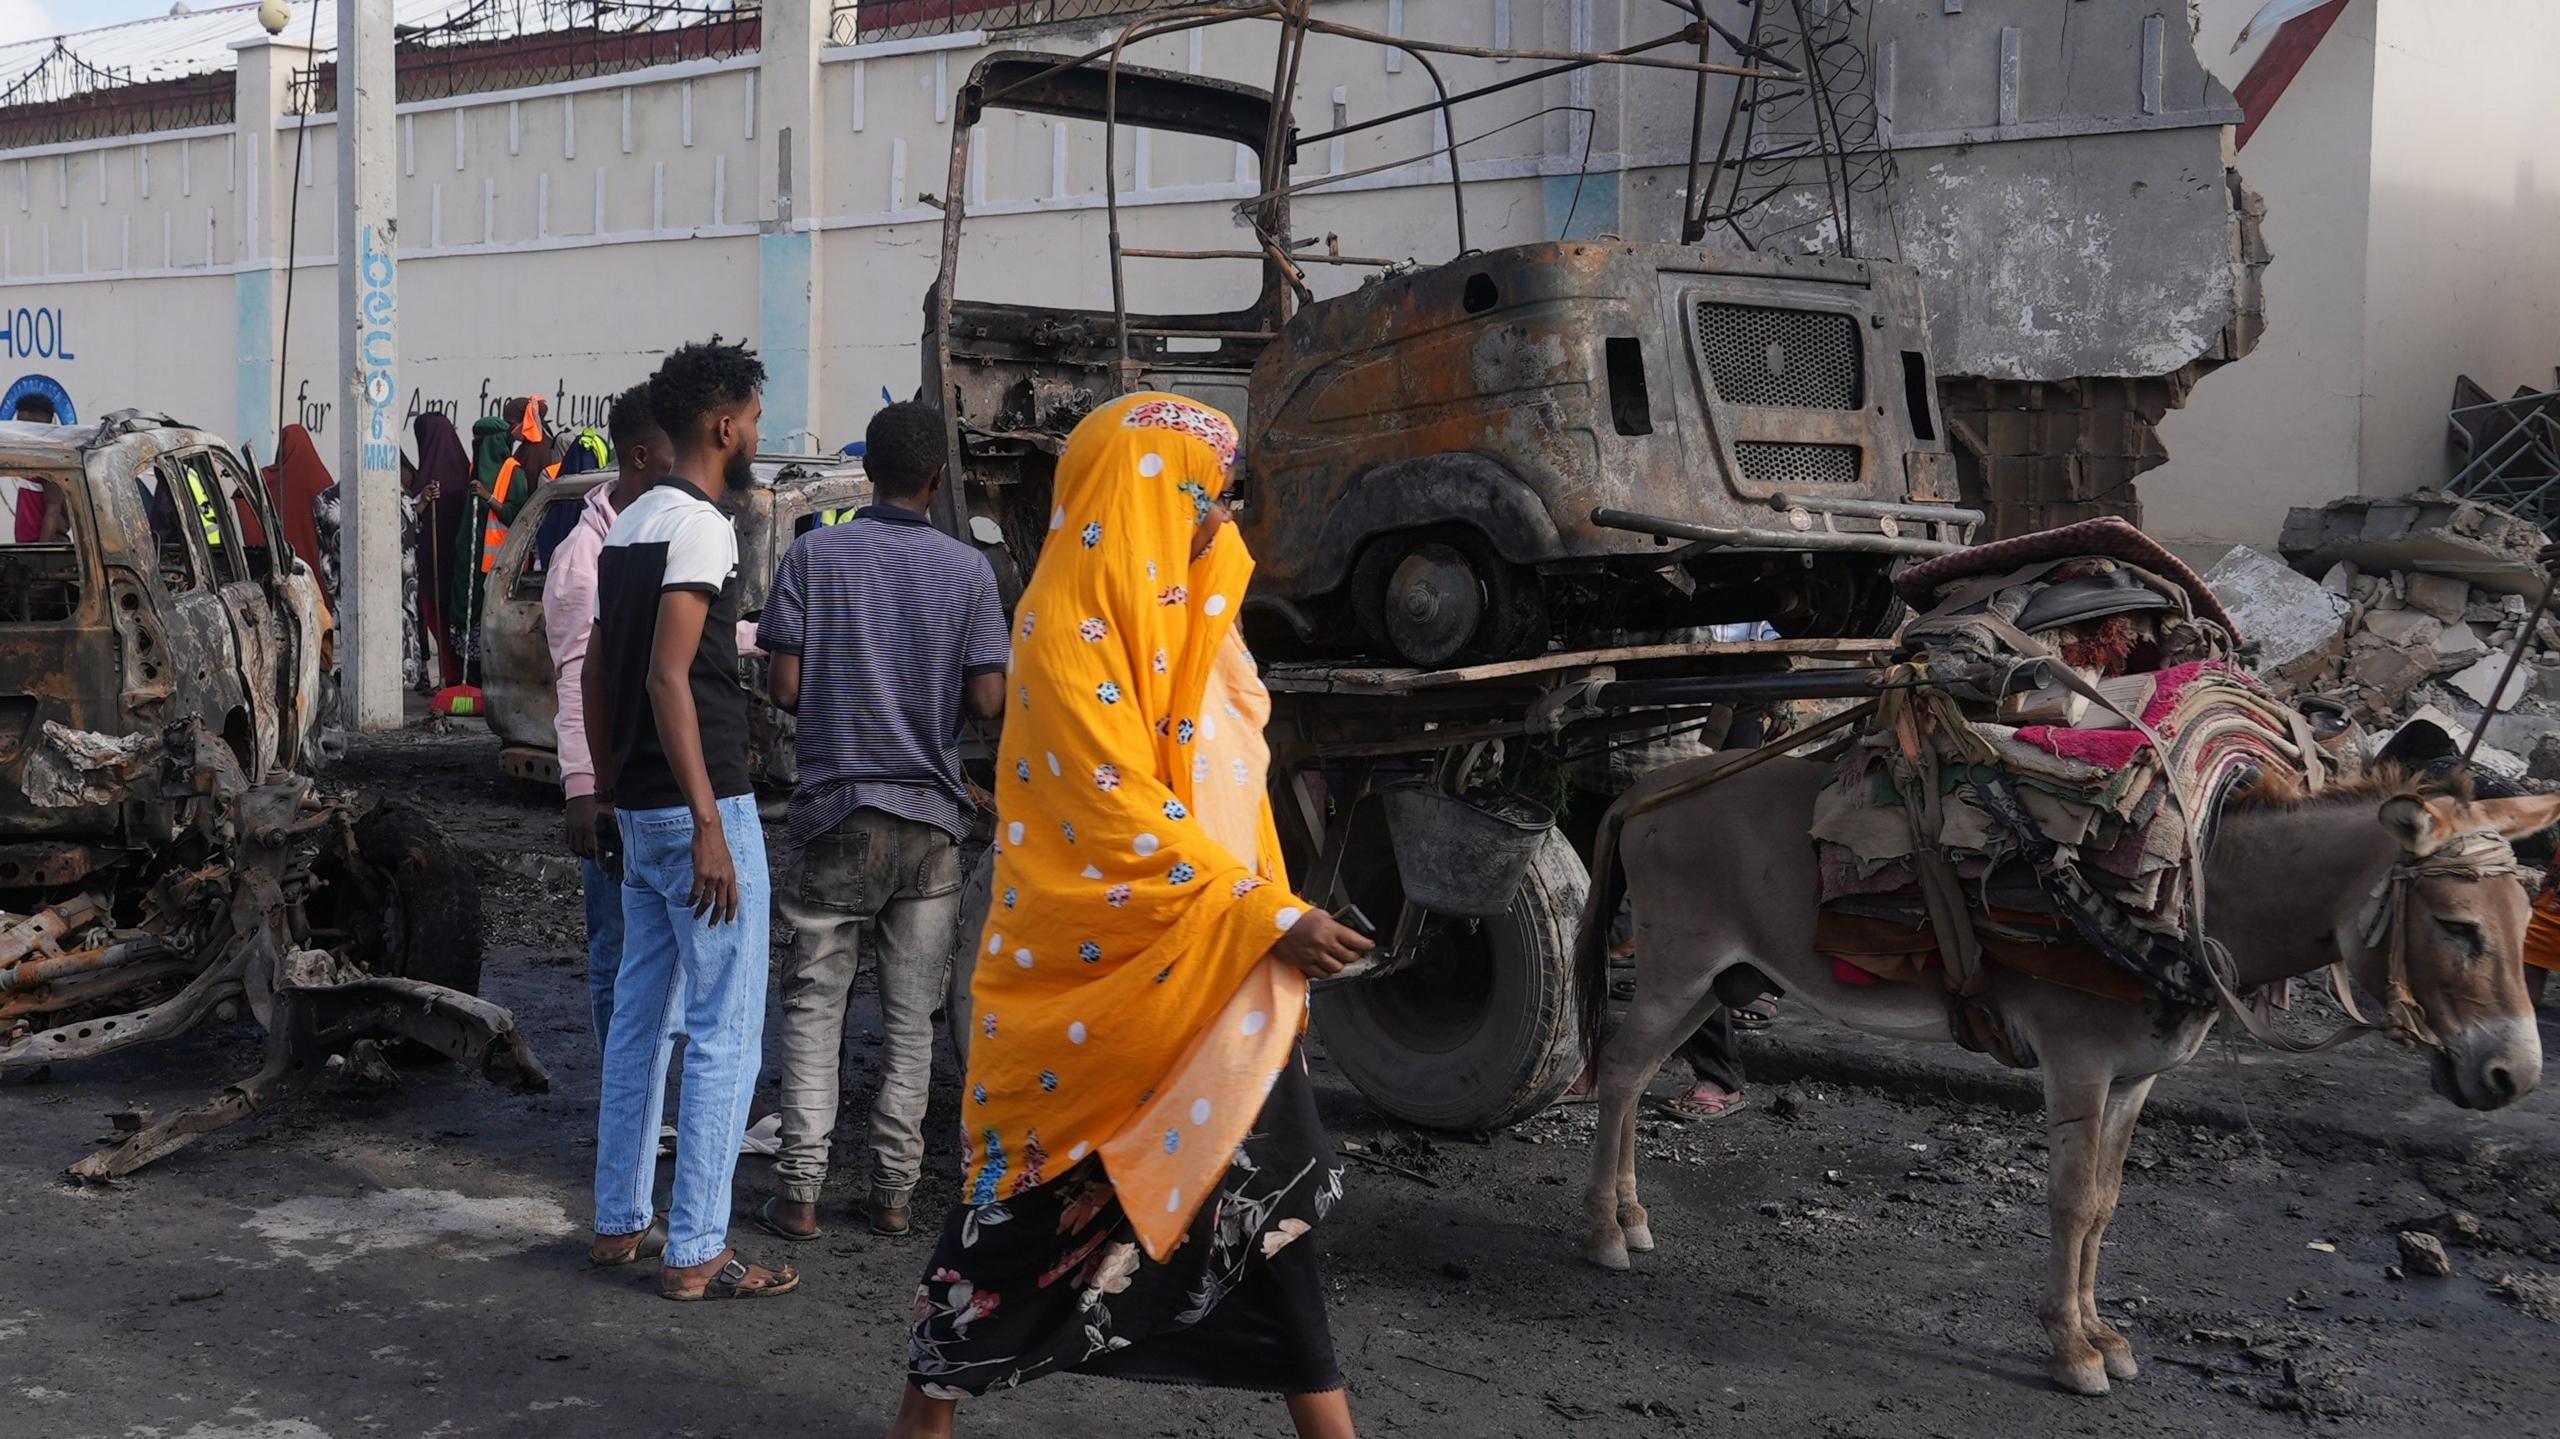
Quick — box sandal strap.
[714,1257,753,1290]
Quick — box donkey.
[1576,755,2554,1396]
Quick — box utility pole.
[336,0,402,730]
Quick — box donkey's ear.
[2468,792,2560,842]
[2379,794,2457,856]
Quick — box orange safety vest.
[477,456,563,572]
[480,456,522,571]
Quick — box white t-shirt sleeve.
[660,504,737,596]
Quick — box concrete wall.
[2147,0,2378,545]
[2151,0,2560,546]
[2357,0,2560,495]
[0,1,2258,488]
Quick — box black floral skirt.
[908,1045,1345,1398]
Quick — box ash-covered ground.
[5,727,2558,1438]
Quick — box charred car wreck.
[0,413,546,1179]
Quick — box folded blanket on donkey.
[1808,519,2330,1010]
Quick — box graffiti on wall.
[356,225,399,475]
[405,377,623,433]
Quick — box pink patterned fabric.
[2012,660,2220,766]
[1121,397,1240,473]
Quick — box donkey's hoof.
[2049,1359,2112,1398]
[2101,1348,2139,1383]
[1584,1239,1632,1271]
[1623,1223,1655,1254]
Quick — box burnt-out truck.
[921,43,1978,1131]
[927,53,1970,670]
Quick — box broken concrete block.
[2529,732,2560,782]
[2450,653,2533,711]
[2429,622,2489,671]
[2348,646,2433,709]
[2202,544,2349,687]
[2359,608,2442,649]
[2405,571,2472,623]
[2279,491,2549,598]
[2400,705,2531,780]
[2319,561,2358,596]
[2397,1230,2453,1278]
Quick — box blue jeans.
[593,793,770,1268]
[582,856,625,1050]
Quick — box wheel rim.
[1383,543,1484,666]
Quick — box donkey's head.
[2365,792,2560,1110]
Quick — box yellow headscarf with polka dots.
[963,392,1312,1260]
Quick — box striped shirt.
[757,503,1009,847]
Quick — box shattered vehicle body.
[478,455,870,789]
[0,414,547,1179]
[926,52,1974,668]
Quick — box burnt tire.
[1311,827,1587,1132]
[337,800,485,997]
[1350,528,1547,668]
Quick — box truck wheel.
[1351,529,1547,667]
[1312,827,1587,1131]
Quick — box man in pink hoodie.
[546,385,674,1043]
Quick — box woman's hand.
[1271,907,1375,978]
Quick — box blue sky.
[0,1,222,46]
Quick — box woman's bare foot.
[889,1383,958,1439]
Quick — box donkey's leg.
[2038,1056,2115,1396]
[2077,1075,2156,1383]
[1583,964,1722,1269]
[1617,988,1723,1255]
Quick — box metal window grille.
[1695,302,1861,410]
[1734,441,1860,488]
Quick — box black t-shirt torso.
[589,478,752,809]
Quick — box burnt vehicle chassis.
[925,25,1974,669]
[920,15,1987,1130]
[1,721,547,1179]
[0,415,546,1178]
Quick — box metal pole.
[337,0,402,731]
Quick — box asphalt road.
[4,727,2557,1439]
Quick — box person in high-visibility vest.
[183,463,226,552]
[451,397,561,684]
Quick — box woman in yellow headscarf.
[892,394,1372,1439]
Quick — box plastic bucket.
[1378,781,1556,918]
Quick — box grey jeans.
[772,809,966,1205]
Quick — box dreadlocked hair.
[647,335,766,441]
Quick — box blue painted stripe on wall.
[758,229,815,453]
[234,267,274,463]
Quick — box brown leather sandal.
[587,1215,669,1268]
[660,1250,800,1301]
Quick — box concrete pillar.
[227,35,311,466]
[757,0,827,453]
[336,0,403,731]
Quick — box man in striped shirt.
[755,400,1008,1241]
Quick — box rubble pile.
[2203,491,2560,775]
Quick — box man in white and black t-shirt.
[579,337,798,1301]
